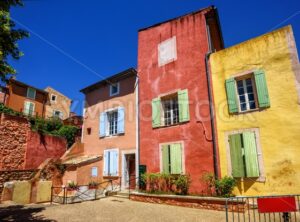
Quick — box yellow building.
[210,25,300,196]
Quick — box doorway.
[123,153,136,189]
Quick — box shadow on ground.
[0,205,56,222]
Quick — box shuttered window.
[104,150,119,176]
[229,131,260,178]
[152,89,190,128]
[161,143,183,174]
[26,88,36,100]
[225,70,270,114]
[23,101,35,116]
[99,107,125,137]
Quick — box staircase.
[112,190,130,199]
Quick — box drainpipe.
[135,73,140,189]
[205,9,220,179]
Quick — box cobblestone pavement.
[0,197,226,222]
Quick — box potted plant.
[88,181,98,189]
[67,181,79,191]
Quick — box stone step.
[113,194,129,199]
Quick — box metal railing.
[226,194,300,222]
[51,178,121,204]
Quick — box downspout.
[135,74,140,189]
[205,10,219,179]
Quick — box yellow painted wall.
[210,26,300,196]
[36,181,52,203]
[12,181,31,204]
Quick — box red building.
[138,6,224,194]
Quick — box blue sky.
[9,0,300,115]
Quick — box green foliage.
[67,181,79,190]
[215,176,236,197]
[55,163,67,175]
[0,102,23,116]
[29,117,63,134]
[55,125,79,147]
[88,181,98,187]
[0,0,29,83]
[141,173,191,195]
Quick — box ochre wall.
[82,75,136,181]
[210,26,300,195]
[138,10,219,194]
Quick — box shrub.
[55,125,79,147]
[174,174,191,195]
[67,181,79,190]
[215,176,236,197]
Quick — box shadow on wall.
[0,205,56,222]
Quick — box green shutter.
[152,98,161,128]
[243,132,260,177]
[229,134,245,177]
[170,143,182,174]
[225,78,238,113]
[178,89,190,122]
[254,70,270,108]
[162,145,170,174]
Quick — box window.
[53,110,63,119]
[109,83,120,96]
[99,107,125,137]
[27,88,36,100]
[51,94,57,103]
[23,101,35,116]
[228,130,263,179]
[87,128,92,135]
[103,149,118,176]
[162,96,179,126]
[107,110,118,135]
[91,167,98,177]
[225,70,270,114]
[152,89,189,128]
[158,36,177,67]
[161,143,183,174]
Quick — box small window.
[158,36,177,67]
[161,143,183,174]
[236,77,257,112]
[87,127,92,135]
[109,83,120,96]
[23,101,35,116]
[51,94,57,103]
[27,88,36,100]
[91,167,98,177]
[162,95,179,126]
[107,110,118,136]
[53,110,63,119]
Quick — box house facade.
[137,6,224,194]
[63,68,138,188]
[44,87,72,120]
[4,79,48,117]
[210,26,300,195]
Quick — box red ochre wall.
[138,9,220,194]
[24,131,67,169]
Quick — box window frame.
[109,82,120,97]
[103,148,119,177]
[161,94,179,127]
[23,101,35,116]
[51,94,57,103]
[225,128,265,182]
[26,87,36,100]
[106,109,118,136]
[158,36,177,67]
[159,141,185,174]
[91,167,98,177]
[53,110,63,119]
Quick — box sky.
[9,0,300,115]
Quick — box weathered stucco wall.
[210,26,300,195]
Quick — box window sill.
[100,133,125,139]
[231,107,269,115]
[153,120,189,129]
[103,176,120,179]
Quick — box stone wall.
[0,169,37,194]
[0,114,29,170]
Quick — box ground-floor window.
[103,149,119,176]
[91,167,98,177]
[161,142,183,174]
[227,129,264,180]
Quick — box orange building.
[62,68,138,189]
[3,79,48,118]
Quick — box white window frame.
[162,96,179,126]
[26,87,36,100]
[225,128,265,182]
[103,148,119,177]
[158,36,177,67]
[106,109,118,136]
[235,76,258,112]
[51,94,57,103]
[109,82,120,97]
[23,101,35,116]
[91,167,98,177]
[159,141,185,174]
[53,110,63,119]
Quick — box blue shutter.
[99,112,107,137]
[117,107,125,134]
[103,151,109,176]
[110,150,118,176]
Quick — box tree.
[0,0,29,84]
